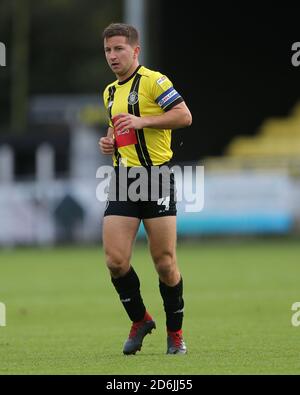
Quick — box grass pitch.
[0,239,300,375]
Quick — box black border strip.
[108,85,121,164]
[128,74,150,166]
[129,74,153,166]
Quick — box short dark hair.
[102,23,139,46]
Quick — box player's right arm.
[99,127,114,155]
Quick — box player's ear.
[133,45,140,59]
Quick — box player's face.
[104,36,140,80]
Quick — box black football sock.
[159,277,184,332]
[111,266,146,322]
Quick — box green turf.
[0,239,300,374]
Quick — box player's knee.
[153,251,176,277]
[105,250,130,277]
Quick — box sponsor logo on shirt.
[156,76,167,86]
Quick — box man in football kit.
[99,23,192,355]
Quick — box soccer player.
[99,23,192,355]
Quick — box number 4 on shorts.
[157,196,170,211]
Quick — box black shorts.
[104,165,177,219]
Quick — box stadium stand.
[204,102,300,175]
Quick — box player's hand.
[99,136,115,155]
[113,113,144,132]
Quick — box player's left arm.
[114,73,192,133]
[114,102,192,132]
[143,101,192,129]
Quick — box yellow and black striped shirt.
[103,65,184,167]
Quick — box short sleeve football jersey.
[103,65,184,167]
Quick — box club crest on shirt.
[128,92,139,105]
